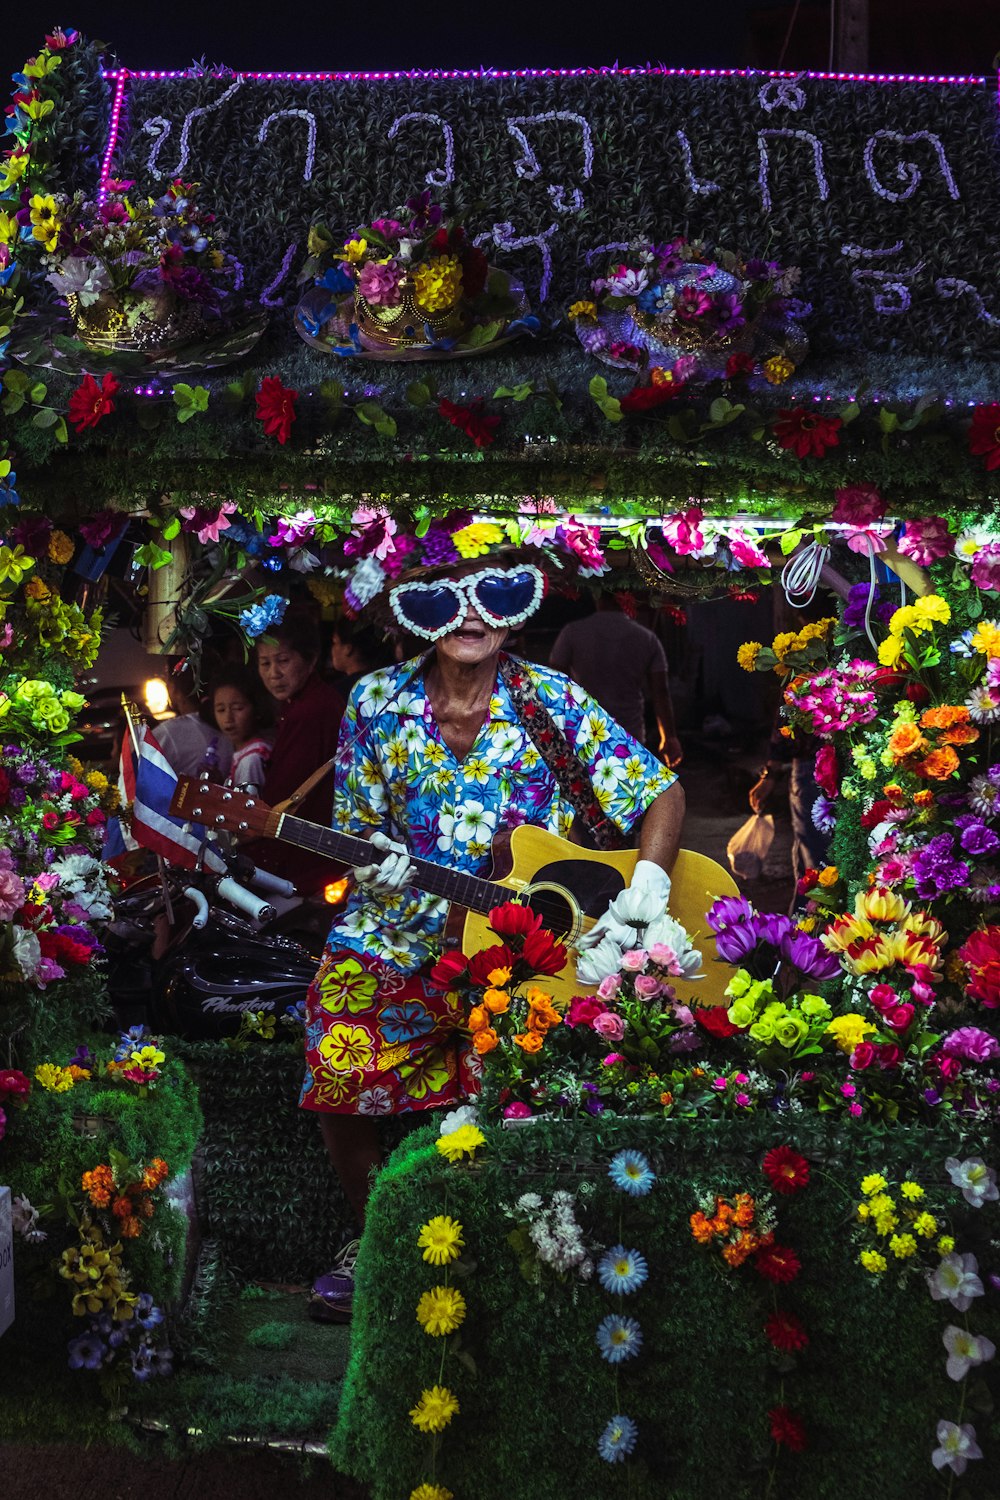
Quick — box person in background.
[154,659,233,781]
[550,595,683,767]
[748,716,828,898]
[329,617,394,696]
[252,611,347,896]
[210,667,274,793]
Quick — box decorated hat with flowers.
[339,505,610,621]
[568,236,808,390]
[294,191,537,360]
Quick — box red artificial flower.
[725,352,755,379]
[765,1309,809,1352]
[772,407,842,459]
[0,767,9,805]
[905,682,932,706]
[0,1068,30,1102]
[460,244,489,300]
[754,1242,801,1284]
[968,403,1000,470]
[813,745,839,799]
[438,398,501,450]
[38,930,92,966]
[620,379,686,413]
[959,928,1000,1008]
[520,928,568,977]
[428,950,470,990]
[467,943,516,986]
[488,903,543,940]
[68,372,119,433]
[762,1146,810,1196]
[769,1406,808,1452]
[860,799,893,831]
[566,995,606,1027]
[255,376,298,445]
[694,1005,743,1039]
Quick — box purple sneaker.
[308,1238,360,1323]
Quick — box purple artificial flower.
[151,1346,174,1377]
[959,821,1000,857]
[712,923,761,965]
[779,929,842,981]
[912,835,971,901]
[418,528,461,569]
[711,292,745,333]
[668,1028,703,1054]
[757,912,795,947]
[68,1332,106,1371]
[68,1045,94,1069]
[706,895,756,932]
[812,795,837,835]
[135,1293,164,1330]
[131,1344,155,1382]
[942,1028,1000,1064]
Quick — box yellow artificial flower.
[736,642,762,671]
[415,1285,467,1337]
[451,521,505,559]
[28,193,60,251]
[911,593,950,627]
[859,1250,887,1274]
[937,1236,956,1255]
[855,888,910,924]
[35,1062,75,1093]
[867,1193,895,1216]
[48,530,74,565]
[417,1215,464,1266]
[0,152,29,190]
[877,634,905,668]
[130,1045,166,1069]
[0,210,21,245]
[826,1014,876,1054]
[873,1210,899,1237]
[412,253,463,313]
[971,620,1000,658]
[861,1173,888,1196]
[567,300,598,322]
[899,1180,925,1201]
[409,1385,460,1434]
[24,51,62,78]
[887,603,920,638]
[0,545,35,587]
[435,1123,486,1164]
[857,1202,871,1220]
[409,1485,454,1500]
[889,1233,917,1259]
[763,355,794,384]
[24,577,50,602]
[86,771,109,794]
[913,1212,938,1239]
[817,865,839,887]
[342,237,368,263]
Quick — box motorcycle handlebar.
[244,864,297,898]
[216,876,277,925]
[181,886,211,930]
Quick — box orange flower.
[483,987,510,1014]
[137,1196,155,1218]
[513,1031,544,1054]
[111,1195,134,1219]
[913,747,960,780]
[817,865,839,888]
[690,1211,716,1244]
[913,789,936,808]
[487,965,512,987]
[690,1066,706,1079]
[118,1216,143,1238]
[888,723,927,760]
[940,724,979,746]
[67,1064,91,1081]
[472,1027,498,1055]
[733,1194,756,1228]
[467,1004,491,1034]
[526,996,562,1033]
[920,705,968,729]
[147,1158,169,1183]
[660,1091,673,1107]
[883,783,905,802]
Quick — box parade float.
[0,27,998,1499]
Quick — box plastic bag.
[726,813,775,880]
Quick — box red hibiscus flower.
[0,1068,30,1101]
[467,943,516,986]
[969,403,1000,470]
[521,928,568,977]
[694,1005,743,1039]
[438,398,501,449]
[488,903,542,940]
[68,372,119,433]
[765,1310,809,1352]
[959,927,1000,1008]
[772,407,842,459]
[754,1242,801,1283]
[762,1145,810,1196]
[620,379,686,413]
[813,745,839,799]
[255,376,298,445]
[769,1406,808,1452]
[428,950,470,991]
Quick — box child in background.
[210,668,274,793]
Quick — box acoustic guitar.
[169,777,739,1007]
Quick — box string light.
[100,67,985,85]
[96,69,128,204]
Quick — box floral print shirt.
[327,653,675,974]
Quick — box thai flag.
[103,725,224,872]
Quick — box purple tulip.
[706,896,756,933]
[778,929,842,981]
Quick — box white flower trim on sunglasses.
[388,565,546,641]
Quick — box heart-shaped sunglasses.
[388,565,545,641]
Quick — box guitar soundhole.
[524,860,628,941]
[524,886,575,938]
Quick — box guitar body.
[459,824,739,1008]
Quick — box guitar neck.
[272,812,507,915]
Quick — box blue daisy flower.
[608,1149,656,1196]
[597,1245,649,1296]
[598,1414,639,1464]
[596,1313,643,1364]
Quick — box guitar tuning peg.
[238,821,249,832]
[192,807,203,818]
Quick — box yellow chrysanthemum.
[736,642,762,671]
[409,1486,455,1500]
[409,1385,459,1433]
[450,521,505,559]
[867,1193,894,1215]
[887,603,920,638]
[913,1212,938,1239]
[415,1284,467,1337]
[763,355,794,384]
[877,634,906,668]
[937,1236,956,1255]
[567,300,598,321]
[856,1202,871,1220]
[86,770,109,794]
[24,577,51,602]
[47,530,74,565]
[911,593,951,627]
[435,1124,486,1164]
[971,620,1000,658]
[899,1180,925,1201]
[417,1215,465,1266]
[860,1250,887,1274]
[34,1062,75,1093]
[826,1014,876,1054]
[412,253,462,313]
[889,1233,917,1260]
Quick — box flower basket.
[65,291,208,356]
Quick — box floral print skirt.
[299,946,481,1116]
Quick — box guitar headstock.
[169,776,276,838]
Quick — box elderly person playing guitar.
[305,514,684,1319]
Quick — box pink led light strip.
[100,65,986,85]
[96,69,128,203]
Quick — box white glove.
[576,860,672,952]
[352,831,417,898]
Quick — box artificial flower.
[765,1310,809,1352]
[608,1149,655,1196]
[435,1123,485,1164]
[67,373,119,433]
[943,1324,996,1382]
[928,1253,984,1311]
[409,1487,454,1500]
[415,1285,466,1337]
[761,1146,810,1195]
[769,1406,807,1452]
[968,404,1000,469]
[597,1414,638,1464]
[597,1246,649,1296]
[772,407,842,459]
[255,377,298,444]
[596,1313,643,1363]
[932,1421,983,1476]
[754,1243,801,1283]
[417,1215,465,1266]
[945,1157,999,1208]
[409,1385,459,1433]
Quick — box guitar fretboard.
[277,813,509,915]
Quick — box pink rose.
[869,983,898,1012]
[566,995,606,1027]
[503,1101,533,1119]
[875,1043,903,1069]
[621,949,648,972]
[884,1004,915,1033]
[832,484,885,527]
[596,973,621,1001]
[602,1052,625,1067]
[633,974,664,1000]
[849,1041,877,1070]
[648,942,680,970]
[593,1012,626,1042]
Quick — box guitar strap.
[498,655,625,851]
[274,756,336,816]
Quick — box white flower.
[576,934,628,987]
[11,1195,46,1243]
[515,1192,543,1212]
[11,928,41,982]
[453,799,496,843]
[942,1324,996,1382]
[347,555,387,608]
[954,528,993,562]
[643,912,703,977]
[945,1156,999,1208]
[928,1253,984,1312]
[439,1104,479,1137]
[608,885,666,929]
[932,1420,982,1475]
